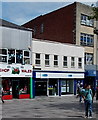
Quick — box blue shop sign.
[86,70,96,77]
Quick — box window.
[80,33,94,47]
[81,14,94,27]
[16,50,23,64]
[23,51,30,64]
[45,54,50,66]
[71,57,75,68]
[40,23,44,33]
[54,55,58,67]
[78,58,82,68]
[63,56,67,67]
[8,49,15,64]
[0,48,7,63]
[85,53,93,65]
[35,53,41,66]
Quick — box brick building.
[23,2,97,88]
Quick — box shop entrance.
[12,80,19,98]
[35,80,47,96]
[48,79,58,96]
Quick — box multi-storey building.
[0,19,33,100]
[32,39,84,96]
[23,2,97,89]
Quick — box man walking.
[81,84,93,118]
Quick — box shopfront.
[0,64,32,100]
[33,71,84,97]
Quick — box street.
[1,95,97,120]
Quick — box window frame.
[71,57,75,68]
[54,55,58,67]
[63,56,68,68]
[35,53,41,66]
[78,58,82,68]
[45,54,50,67]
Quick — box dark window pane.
[36,53,40,59]
[24,51,29,57]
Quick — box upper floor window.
[71,57,75,68]
[0,48,30,64]
[23,51,30,64]
[40,23,44,33]
[81,14,94,27]
[0,48,7,63]
[35,53,41,66]
[80,33,94,47]
[78,58,82,68]
[85,53,93,65]
[8,49,15,64]
[54,55,58,67]
[63,56,67,67]
[45,54,50,67]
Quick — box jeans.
[79,95,82,102]
[85,100,92,117]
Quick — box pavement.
[0,95,97,120]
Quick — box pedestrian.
[96,86,98,100]
[1,87,4,103]
[81,84,93,118]
[77,82,83,102]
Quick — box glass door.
[48,79,58,96]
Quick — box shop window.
[78,58,82,68]
[85,53,93,65]
[23,51,30,64]
[35,53,41,66]
[45,54,50,67]
[54,55,58,67]
[2,79,11,95]
[16,50,23,64]
[8,49,15,64]
[0,48,7,63]
[63,56,67,67]
[71,57,75,68]
[19,79,30,95]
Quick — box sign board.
[36,72,84,78]
[0,64,32,77]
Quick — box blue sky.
[1,2,95,25]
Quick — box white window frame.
[45,54,50,67]
[54,55,58,67]
[63,56,67,68]
[23,50,30,64]
[71,57,75,68]
[35,53,41,66]
[0,48,8,63]
[80,33,94,47]
[78,58,82,68]
[85,53,93,65]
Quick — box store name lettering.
[0,69,9,72]
[21,70,32,73]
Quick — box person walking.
[1,87,4,103]
[81,84,93,118]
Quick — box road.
[0,95,97,120]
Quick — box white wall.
[32,39,84,72]
[0,26,32,50]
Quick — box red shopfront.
[0,64,32,100]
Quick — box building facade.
[23,2,97,89]
[32,39,84,96]
[0,19,33,100]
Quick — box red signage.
[21,70,32,73]
[0,69,9,72]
